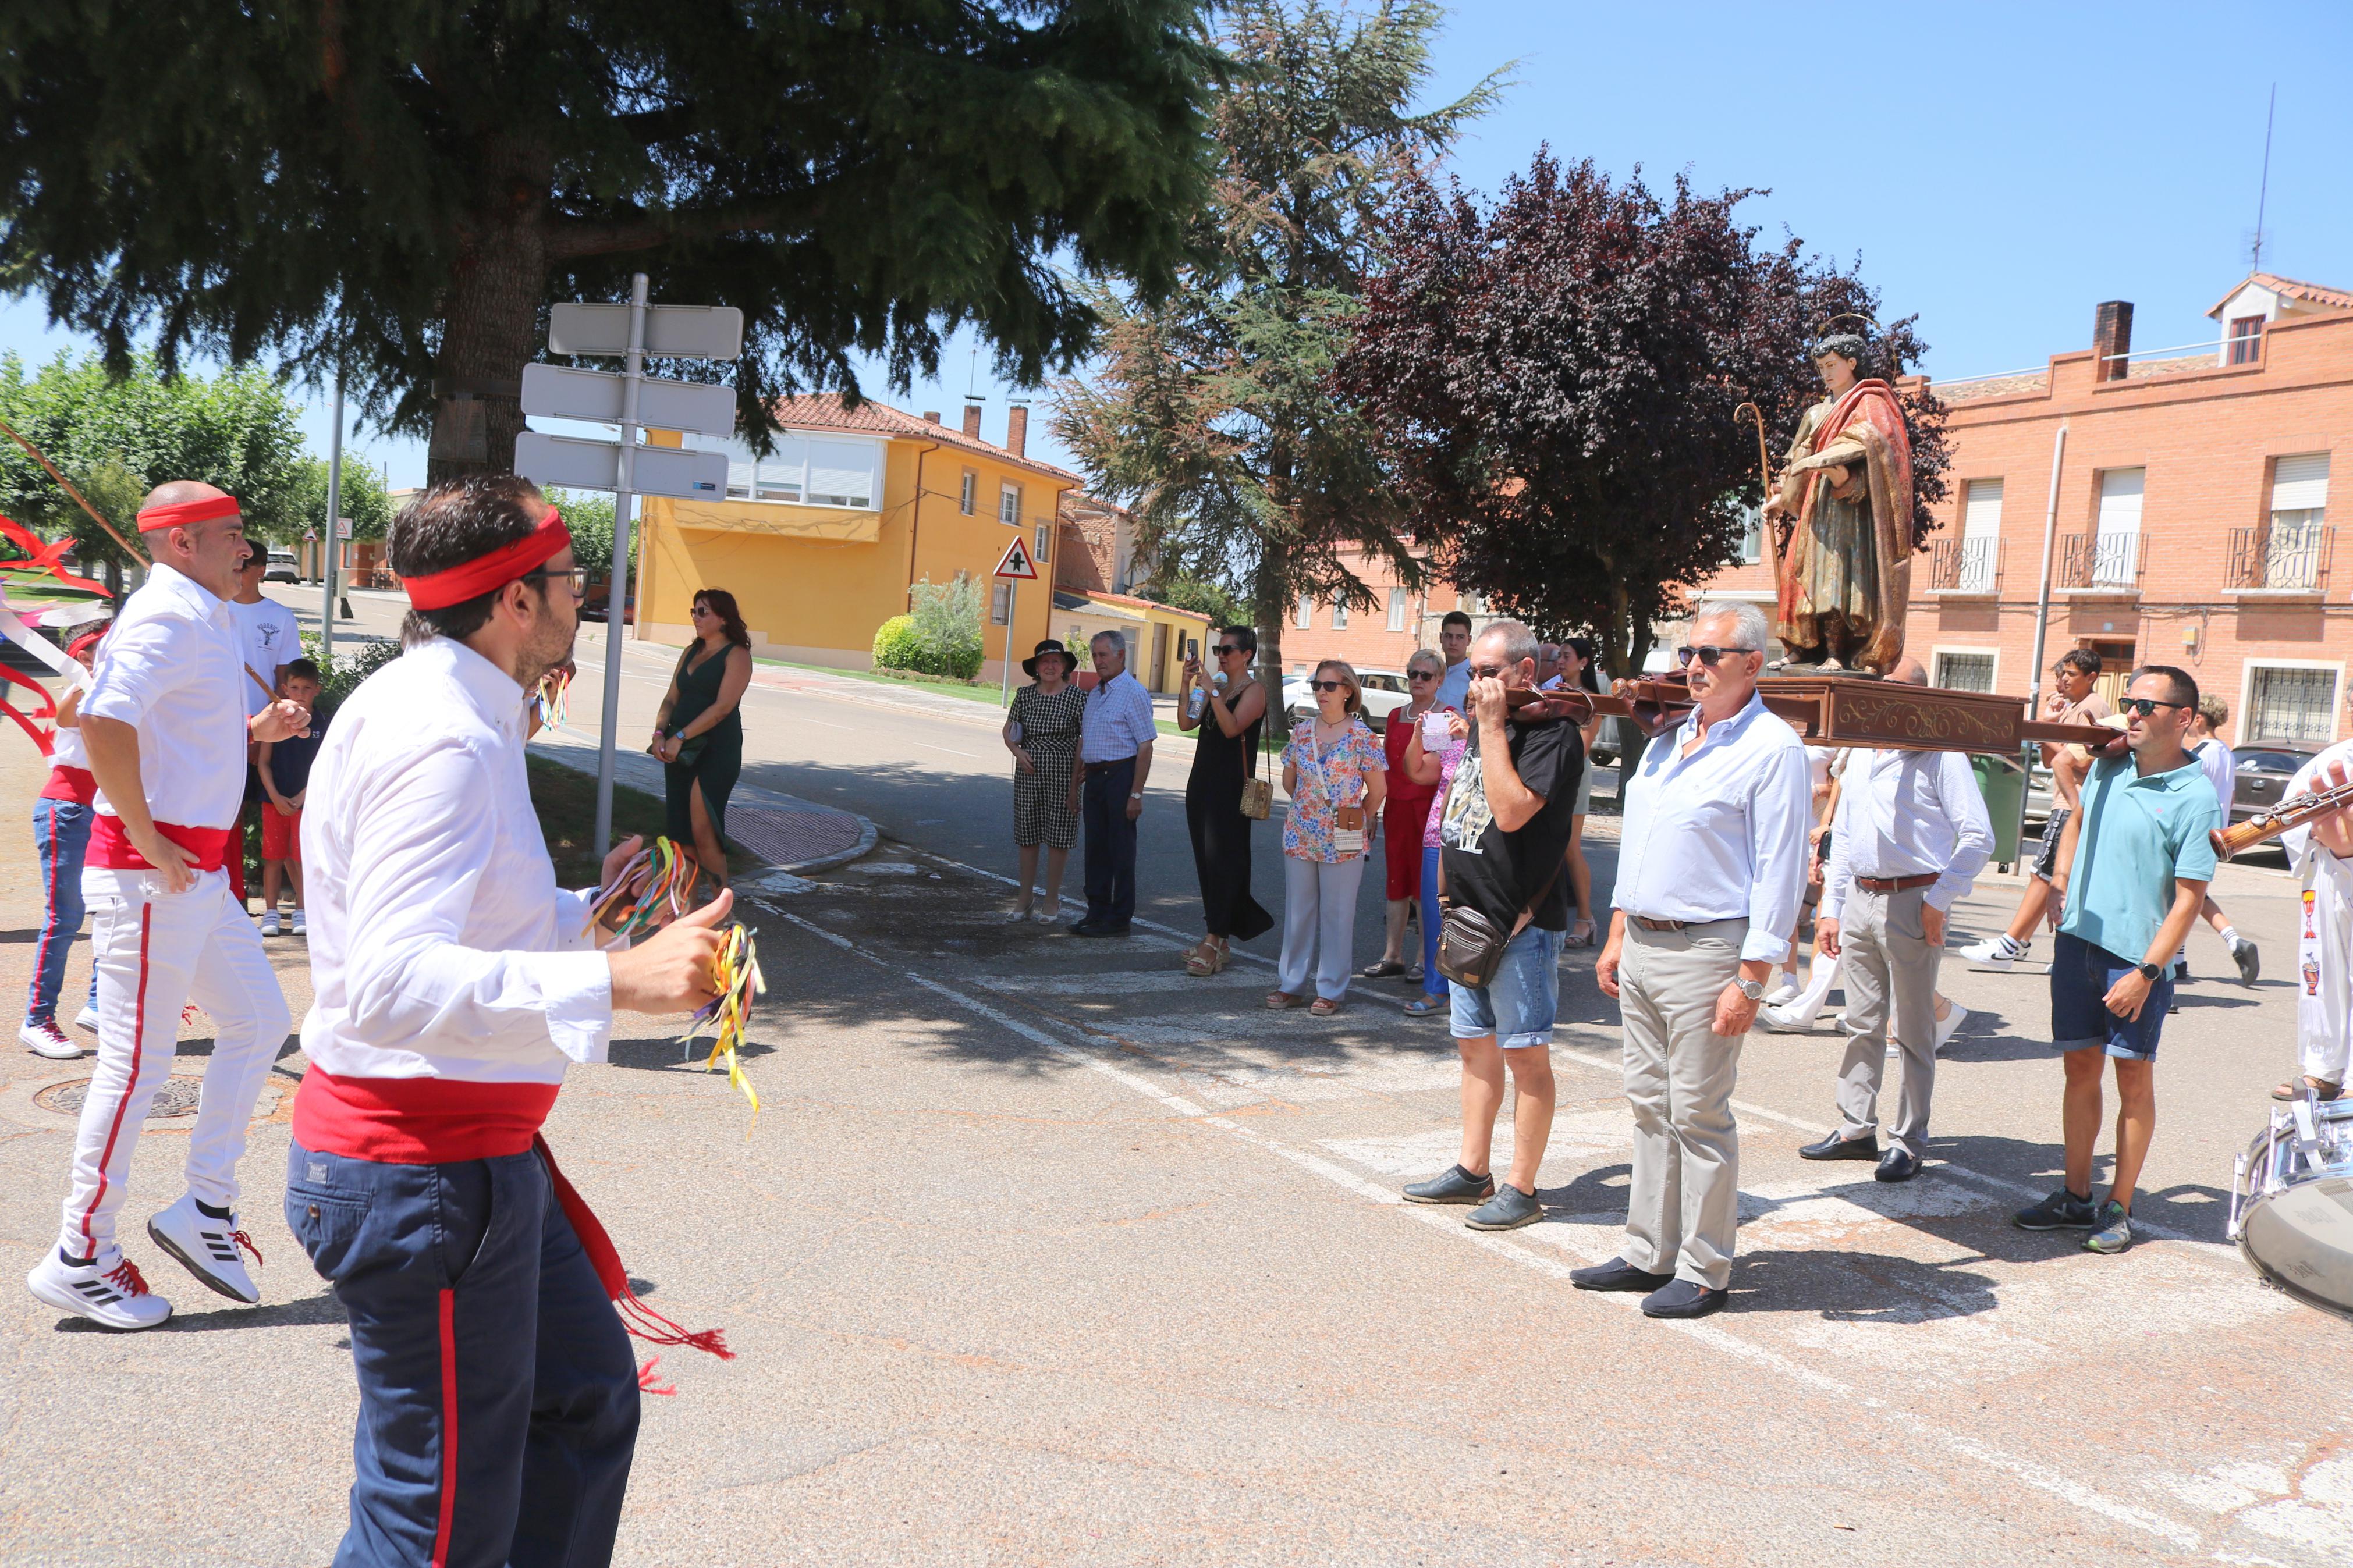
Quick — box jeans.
[286,1139,640,1568]
[1081,757,1139,927]
[1418,846,1448,998]
[1447,922,1562,1048]
[26,795,99,1026]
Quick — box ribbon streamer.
[583,836,701,940]
[679,923,766,1128]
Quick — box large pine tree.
[0,2,1218,479]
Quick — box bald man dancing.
[26,483,313,1329]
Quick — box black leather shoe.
[1066,920,1099,937]
[1875,1146,1920,1183]
[1639,1279,1729,1318]
[1569,1258,1674,1293]
[1798,1130,1879,1161]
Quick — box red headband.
[401,509,572,610]
[136,495,242,532]
[66,628,107,659]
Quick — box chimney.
[1006,402,1029,457]
[961,399,983,439]
[922,410,941,424]
[2092,300,2133,383]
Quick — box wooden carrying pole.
[0,415,148,567]
[1735,403,1778,582]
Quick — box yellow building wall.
[635,431,1063,684]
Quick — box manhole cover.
[36,1075,207,1119]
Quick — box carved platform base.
[1603,674,2118,755]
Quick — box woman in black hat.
[1001,639,1087,922]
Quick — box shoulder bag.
[1237,688,1272,820]
[1435,842,1565,991]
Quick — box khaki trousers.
[1619,919,1746,1290]
[1834,885,1942,1157]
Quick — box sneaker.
[19,1019,82,1059]
[2230,938,2261,987]
[290,909,306,936]
[2013,1186,2099,1231]
[1763,977,1801,1008]
[1758,1002,1821,1034]
[146,1193,261,1304]
[73,1003,100,1032]
[260,911,280,937]
[1401,1164,1495,1205]
[2084,1200,2134,1254]
[2173,959,2190,983]
[1933,1004,1969,1054]
[1961,934,2028,971]
[1464,1183,1544,1231]
[26,1249,173,1330]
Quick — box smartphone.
[1186,638,1199,662]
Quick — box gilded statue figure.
[1760,333,1916,674]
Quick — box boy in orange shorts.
[256,658,325,936]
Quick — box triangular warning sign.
[993,535,1038,579]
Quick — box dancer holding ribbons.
[27,482,313,1329]
[288,475,734,1568]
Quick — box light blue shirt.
[1821,746,1996,918]
[1434,659,1471,714]
[1613,691,1813,963]
[1078,670,1157,763]
[2060,753,2222,963]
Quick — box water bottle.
[1188,669,1225,721]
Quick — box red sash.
[39,766,97,805]
[89,816,235,872]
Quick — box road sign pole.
[593,272,648,855]
[1000,581,1017,707]
[321,375,342,669]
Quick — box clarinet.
[2212,777,2353,861]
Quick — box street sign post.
[993,535,1039,706]
[519,274,741,852]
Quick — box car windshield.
[2239,751,2311,773]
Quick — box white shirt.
[2280,738,2353,862]
[228,595,301,716]
[79,561,247,831]
[1820,746,1996,918]
[1078,670,1156,764]
[1435,659,1471,714]
[300,637,616,1082]
[2194,739,2235,816]
[1613,691,1813,962]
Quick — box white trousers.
[56,865,290,1261]
[1277,854,1367,1002]
[2296,847,2353,1086]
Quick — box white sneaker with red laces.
[19,1019,83,1059]
[147,1193,262,1304]
[26,1248,173,1329]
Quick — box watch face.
[1736,977,1765,1000]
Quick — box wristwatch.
[1734,976,1767,1001]
[1130,791,1145,800]
[2136,961,2163,982]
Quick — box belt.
[1855,873,1939,894]
[1082,758,1135,776]
[1632,916,1687,931]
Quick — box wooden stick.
[1734,403,1779,585]
[0,414,149,567]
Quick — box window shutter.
[2272,453,2331,513]
[1387,588,1406,631]
[2096,469,2144,532]
[1963,479,2003,536]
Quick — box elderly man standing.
[1070,630,1156,937]
[1579,600,1810,1318]
[1800,658,1994,1182]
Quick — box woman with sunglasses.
[1177,627,1273,973]
[1364,648,1449,984]
[651,589,753,890]
[1268,660,1387,1015]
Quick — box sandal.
[1403,995,1442,1017]
[1184,942,1230,978]
[1359,959,1407,980]
[2274,1077,2345,1101]
[1265,991,1303,1010]
[1309,997,1342,1017]
[1567,918,1599,948]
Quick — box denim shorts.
[2050,930,2170,1062]
[1450,923,1563,1049]
[2032,806,2072,881]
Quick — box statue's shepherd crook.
[1734,402,1777,584]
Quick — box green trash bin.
[1971,750,2028,869]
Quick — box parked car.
[2023,742,2316,826]
[1285,667,1412,732]
[262,549,300,584]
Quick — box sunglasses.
[2118,696,2185,718]
[1310,680,1347,693]
[1467,663,1511,680]
[1213,644,1245,656]
[523,566,590,597]
[1408,670,1437,682]
[1677,645,1756,667]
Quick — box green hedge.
[872,614,927,671]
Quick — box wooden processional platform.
[1603,673,2118,756]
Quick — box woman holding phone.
[1267,660,1386,1016]
[1178,627,1272,973]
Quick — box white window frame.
[1736,506,1763,565]
[1929,645,2000,694]
[1295,593,1312,630]
[1034,524,1050,566]
[960,471,977,515]
[999,482,1022,527]
[1386,588,1407,632]
[2239,659,2345,749]
[1331,592,1348,629]
[705,431,884,510]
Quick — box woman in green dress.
[651,588,753,890]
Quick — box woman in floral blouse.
[1268,660,1387,1016]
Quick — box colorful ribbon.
[680,923,765,1126]
[1,513,111,756]
[583,835,701,940]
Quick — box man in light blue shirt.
[1581,600,1811,1320]
[1432,610,1474,713]
[2014,664,2221,1257]
[1069,631,1156,936]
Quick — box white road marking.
[767,906,2208,1553]
[914,851,1280,968]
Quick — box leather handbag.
[1238,695,1273,820]
[1436,858,1564,989]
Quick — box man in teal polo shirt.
[2014,665,2221,1255]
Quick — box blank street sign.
[548,303,745,360]
[515,433,730,501]
[521,363,737,437]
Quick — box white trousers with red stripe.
[55,865,290,1263]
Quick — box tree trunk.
[1252,533,1292,745]
[427,140,552,485]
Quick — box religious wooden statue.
[1760,333,1916,674]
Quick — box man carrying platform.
[288,475,732,1567]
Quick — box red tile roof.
[766,394,1082,485]
[2207,272,2353,318]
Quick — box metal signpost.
[320,377,342,667]
[992,534,1039,707]
[517,274,742,851]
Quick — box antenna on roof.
[2250,83,2276,273]
[964,344,981,404]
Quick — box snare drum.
[2229,1094,2353,1321]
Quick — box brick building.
[1276,545,1502,677]
[1694,272,2351,748]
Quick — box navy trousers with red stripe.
[287,1140,639,1568]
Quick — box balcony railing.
[2058,530,2143,591]
[1928,535,2000,593]
[2227,519,2331,592]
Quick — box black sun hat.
[1022,639,1076,678]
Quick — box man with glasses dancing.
[2013,666,2221,1256]
[1580,601,1810,1318]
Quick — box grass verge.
[526,752,707,887]
[754,656,1004,707]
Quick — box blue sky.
[2,1,2345,486]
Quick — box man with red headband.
[26,481,313,1330]
[288,474,732,1567]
